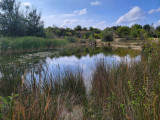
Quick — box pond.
[0,46,141,95]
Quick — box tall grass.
[0,37,68,54]
[84,39,160,119]
[0,66,86,119]
[0,39,159,119]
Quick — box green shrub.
[65,36,78,43]
[102,29,113,41]
[80,40,86,43]
[117,26,131,38]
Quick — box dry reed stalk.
[153,96,158,120]
[22,71,26,88]
[42,97,52,120]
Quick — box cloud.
[148,7,160,14]
[61,14,75,17]
[61,8,87,17]
[157,7,160,12]
[93,21,107,29]
[61,19,79,27]
[64,19,79,24]
[90,1,101,6]
[21,2,31,6]
[61,18,107,30]
[149,9,156,14]
[116,6,145,25]
[154,20,160,27]
[73,8,87,15]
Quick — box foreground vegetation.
[0,40,159,119]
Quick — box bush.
[79,40,86,43]
[65,36,78,43]
[88,35,96,43]
[117,26,131,38]
[102,30,113,41]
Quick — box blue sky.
[21,0,160,29]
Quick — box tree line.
[46,24,160,41]
[0,0,160,41]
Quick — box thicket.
[0,0,45,37]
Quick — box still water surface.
[0,46,141,94]
[22,47,141,88]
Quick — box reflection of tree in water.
[0,47,141,96]
[113,48,140,58]
[59,46,140,59]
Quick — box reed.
[0,40,159,119]
[0,37,68,54]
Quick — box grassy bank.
[0,37,68,54]
[0,40,159,119]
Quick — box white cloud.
[91,1,101,6]
[93,21,107,29]
[149,9,156,14]
[21,2,31,6]
[64,19,79,24]
[61,14,75,17]
[61,8,87,17]
[61,19,107,30]
[156,7,160,12]
[116,6,145,25]
[73,8,87,15]
[154,20,160,27]
[148,7,160,14]
[61,19,79,28]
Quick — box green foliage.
[65,36,78,43]
[47,26,75,37]
[88,35,96,43]
[83,35,86,39]
[131,24,142,30]
[0,94,18,119]
[45,28,56,39]
[74,25,82,31]
[102,28,113,41]
[26,9,45,37]
[93,33,101,39]
[117,26,131,38]
[83,27,88,31]
[156,26,160,31]
[143,24,151,31]
[0,0,45,37]
[0,37,68,54]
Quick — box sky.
[21,0,160,29]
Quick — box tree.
[111,26,121,31]
[83,27,87,31]
[74,25,82,31]
[131,24,143,38]
[102,28,113,41]
[0,0,45,37]
[27,9,45,37]
[0,0,26,36]
[93,33,101,39]
[89,27,94,31]
[156,26,160,31]
[117,26,130,38]
[131,24,142,30]
[143,24,151,31]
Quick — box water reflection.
[0,46,141,95]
